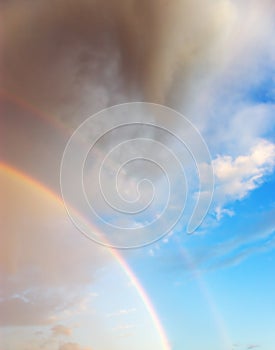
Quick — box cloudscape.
[1,1,275,349]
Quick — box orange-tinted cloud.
[59,342,93,350]
[52,325,73,337]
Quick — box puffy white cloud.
[213,139,275,205]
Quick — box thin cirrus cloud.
[195,209,275,271]
[152,207,275,274]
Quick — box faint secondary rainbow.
[0,162,171,350]
[177,244,231,349]
[0,89,69,134]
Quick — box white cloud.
[214,207,235,221]
[213,139,275,210]
[199,209,275,270]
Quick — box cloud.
[214,207,235,221]
[2,0,235,119]
[107,308,137,318]
[171,0,275,175]
[52,325,72,337]
[112,324,135,331]
[155,207,275,275]
[203,209,275,270]
[212,139,275,214]
[210,237,275,271]
[1,1,275,348]
[197,138,275,222]
[59,342,93,350]
[2,0,275,244]
[0,166,110,326]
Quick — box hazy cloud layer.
[0,166,110,326]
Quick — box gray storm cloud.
[2,0,234,121]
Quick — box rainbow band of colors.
[0,162,171,350]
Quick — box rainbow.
[0,162,171,350]
[0,89,69,134]
[2,89,231,349]
[177,245,231,349]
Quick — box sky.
[1,1,275,349]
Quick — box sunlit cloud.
[59,343,93,350]
[212,139,275,217]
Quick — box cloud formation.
[52,325,72,337]
[2,0,235,119]
[0,166,110,326]
[59,343,92,350]
[1,2,275,347]
[2,1,274,229]
[213,139,275,216]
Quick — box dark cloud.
[2,0,233,121]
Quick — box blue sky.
[127,173,275,350]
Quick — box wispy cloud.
[107,308,137,318]
[51,325,72,337]
[153,208,275,274]
[247,345,260,350]
[59,342,93,350]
